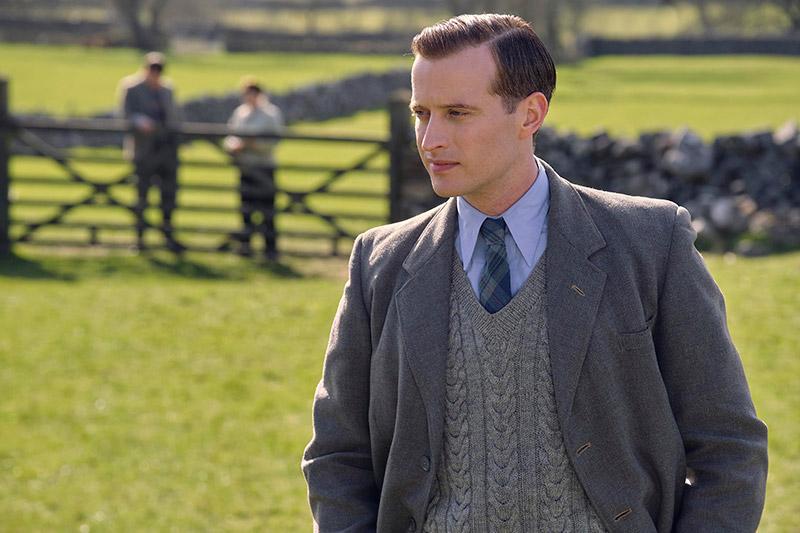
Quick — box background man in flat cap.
[119,51,182,251]
[303,14,767,532]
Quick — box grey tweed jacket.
[119,75,180,163]
[302,162,768,533]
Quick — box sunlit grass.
[0,43,409,116]
[0,250,797,531]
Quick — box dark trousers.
[134,156,178,242]
[239,167,276,255]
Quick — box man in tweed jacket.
[302,14,767,532]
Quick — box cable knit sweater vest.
[422,253,607,532]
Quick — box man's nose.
[420,116,447,152]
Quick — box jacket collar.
[401,197,458,276]
[544,159,606,257]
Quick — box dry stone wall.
[534,122,800,255]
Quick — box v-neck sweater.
[422,253,606,532]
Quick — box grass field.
[3,44,798,137]
[0,43,410,117]
[305,55,800,139]
[0,250,798,531]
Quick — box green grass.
[0,250,797,531]
[4,44,798,138]
[0,252,344,531]
[0,43,410,116]
[302,54,800,139]
[702,252,800,533]
[551,55,800,138]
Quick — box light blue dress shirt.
[455,159,550,297]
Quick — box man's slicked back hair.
[411,14,556,113]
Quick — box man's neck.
[466,156,540,216]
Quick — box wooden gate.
[0,80,418,258]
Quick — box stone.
[661,128,713,182]
[767,208,800,248]
[623,170,670,198]
[773,120,799,146]
[709,196,749,234]
[748,210,778,236]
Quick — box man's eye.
[412,109,428,118]
[448,110,466,118]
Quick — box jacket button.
[420,455,431,472]
[408,517,417,531]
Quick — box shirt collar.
[457,158,550,270]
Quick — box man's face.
[146,64,163,85]
[243,88,260,106]
[410,44,530,213]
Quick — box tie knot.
[480,217,507,247]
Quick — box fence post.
[388,89,411,223]
[0,77,10,255]
[388,89,439,223]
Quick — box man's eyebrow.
[409,102,479,111]
[442,103,479,110]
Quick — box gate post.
[0,77,10,255]
[387,89,438,223]
[388,89,411,223]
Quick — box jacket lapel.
[395,199,457,451]
[393,166,608,448]
[544,162,608,425]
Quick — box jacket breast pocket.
[616,324,655,353]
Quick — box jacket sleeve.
[121,84,134,119]
[302,235,380,532]
[165,85,182,127]
[654,206,768,532]
[121,84,151,131]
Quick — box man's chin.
[429,177,461,199]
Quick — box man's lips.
[428,160,459,173]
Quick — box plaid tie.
[478,217,512,313]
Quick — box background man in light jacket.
[224,78,284,259]
[303,14,767,532]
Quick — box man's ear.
[519,92,549,140]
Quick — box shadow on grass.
[0,252,77,280]
[146,254,302,280]
[0,250,304,281]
